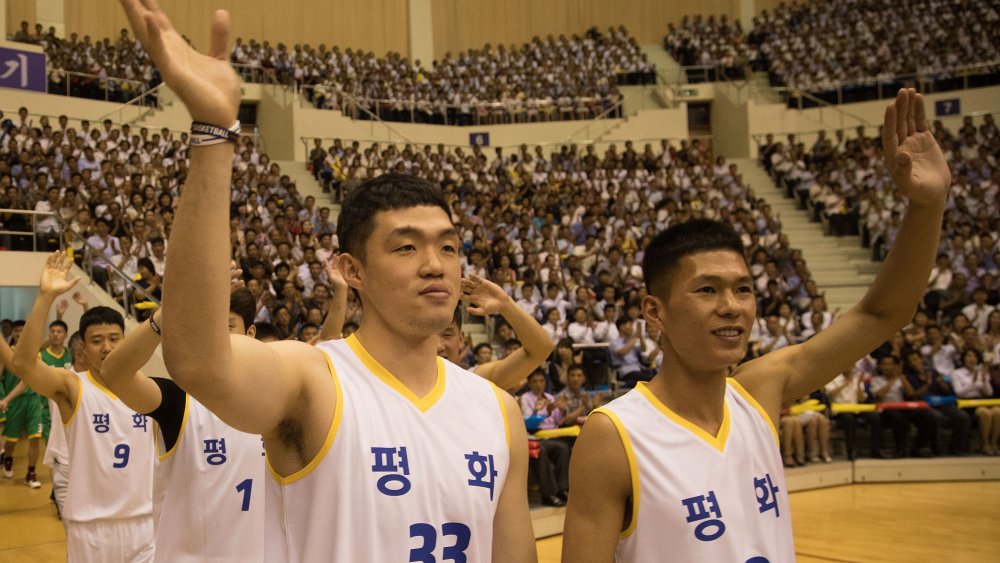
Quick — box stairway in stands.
[272,160,339,215]
[731,158,879,313]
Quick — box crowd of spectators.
[663,1,1000,103]
[756,114,1000,458]
[8,21,160,103]
[664,14,760,82]
[232,26,654,124]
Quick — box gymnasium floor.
[1,452,998,562]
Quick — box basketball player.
[439,274,555,391]
[12,252,156,562]
[563,88,951,561]
[0,332,45,488]
[99,288,265,562]
[38,320,72,443]
[118,3,534,560]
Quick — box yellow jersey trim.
[86,371,120,401]
[158,394,190,461]
[346,334,445,413]
[268,352,343,485]
[592,408,640,539]
[728,378,779,444]
[635,382,731,453]
[63,372,84,427]
[492,384,511,449]
[43,347,68,362]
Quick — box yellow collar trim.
[636,382,731,453]
[346,334,445,413]
[86,370,119,401]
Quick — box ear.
[339,252,363,291]
[245,325,256,339]
[641,294,665,333]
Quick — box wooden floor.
[2,452,998,562]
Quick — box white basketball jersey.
[265,335,510,562]
[63,371,156,523]
[597,379,794,562]
[154,394,265,562]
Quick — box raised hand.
[72,291,89,310]
[230,263,245,293]
[461,274,511,316]
[120,0,241,126]
[56,299,69,318]
[39,251,82,297]
[882,88,951,207]
[325,254,348,289]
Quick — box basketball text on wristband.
[190,120,241,146]
[148,314,162,335]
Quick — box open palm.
[121,0,241,126]
[882,88,951,207]
[40,251,82,296]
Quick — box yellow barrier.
[956,398,1000,408]
[533,426,581,439]
[831,403,877,414]
[788,399,826,415]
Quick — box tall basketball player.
[118,2,534,561]
[563,89,951,561]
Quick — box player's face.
[437,321,463,363]
[83,323,124,372]
[644,250,755,375]
[348,206,461,337]
[48,325,67,347]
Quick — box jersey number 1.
[236,478,253,511]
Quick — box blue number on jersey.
[236,478,253,511]
[112,444,130,468]
[409,522,471,562]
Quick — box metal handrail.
[59,219,161,320]
[0,208,160,319]
[0,208,49,252]
[767,60,1000,105]
[300,134,714,155]
[297,83,626,127]
[775,88,876,129]
[97,82,165,124]
[45,67,149,103]
[749,108,1000,144]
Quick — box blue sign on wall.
[469,132,490,147]
[934,98,960,117]
[0,47,46,93]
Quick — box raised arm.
[462,275,555,390]
[120,1,327,443]
[738,89,951,420]
[10,252,81,417]
[96,308,163,414]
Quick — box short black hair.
[253,322,281,341]
[336,173,451,261]
[230,288,255,331]
[79,306,125,339]
[49,320,69,332]
[642,219,746,297]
